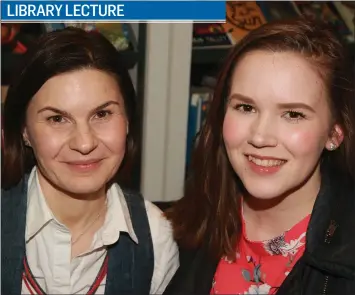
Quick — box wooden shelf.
[192,41,354,65]
[192,46,232,65]
[2,23,140,86]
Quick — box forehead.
[29,69,122,110]
[230,50,327,107]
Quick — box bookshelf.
[1,23,193,202]
[1,23,140,80]
[139,1,355,203]
[2,23,192,202]
[1,3,354,203]
[192,46,231,65]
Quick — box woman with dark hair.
[1,28,178,295]
[164,18,355,294]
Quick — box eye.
[234,104,256,113]
[47,115,66,124]
[283,110,306,122]
[94,110,113,119]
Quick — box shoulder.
[143,200,179,256]
[1,177,28,206]
[164,244,218,295]
[144,200,174,237]
[119,187,179,288]
[144,199,180,294]
[143,198,179,265]
[120,187,176,241]
[120,188,177,234]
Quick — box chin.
[57,178,108,196]
[243,185,287,200]
[239,176,290,200]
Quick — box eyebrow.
[228,93,316,113]
[37,100,120,115]
[228,93,254,104]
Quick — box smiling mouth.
[66,159,102,166]
[64,159,103,172]
[246,155,287,167]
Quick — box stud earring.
[23,138,31,147]
[329,142,337,151]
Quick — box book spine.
[185,93,199,167]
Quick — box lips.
[247,155,286,167]
[66,159,102,165]
[244,154,287,175]
[64,159,103,172]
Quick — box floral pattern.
[211,214,310,295]
[263,234,287,255]
[245,283,271,295]
[263,232,306,258]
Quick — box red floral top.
[211,214,311,294]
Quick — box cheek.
[95,120,127,153]
[223,111,248,148]
[28,127,66,160]
[285,128,326,156]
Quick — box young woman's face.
[24,69,128,195]
[223,50,343,200]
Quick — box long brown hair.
[2,28,138,190]
[165,18,355,260]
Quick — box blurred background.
[2,1,354,203]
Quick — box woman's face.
[223,50,343,200]
[24,69,128,195]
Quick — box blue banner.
[1,0,226,22]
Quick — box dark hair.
[166,18,355,260]
[2,27,137,189]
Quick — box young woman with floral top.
[164,18,355,295]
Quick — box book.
[332,2,355,34]
[185,88,213,168]
[222,1,267,43]
[94,23,130,51]
[258,1,300,22]
[292,1,354,43]
[61,23,131,50]
[193,24,233,48]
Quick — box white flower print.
[244,283,271,294]
[223,256,233,264]
[211,278,217,294]
[222,252,241,264]
[283,232,306,256]
[263,232,306,257]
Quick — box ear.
[22,128,31,147]
[126,122,129,135]
[325,124,344,151]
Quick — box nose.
[248,114,278,148]
[69,124,98,155]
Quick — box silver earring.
[329,142,337,151]
[23,139,31,147]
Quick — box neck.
[242,165,321,241]
[37,172,107,232]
